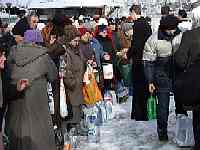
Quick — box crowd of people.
[0,3,199,150]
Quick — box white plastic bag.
[174,114,195,147]
[102,63,114,79]
[105,100,113,120]
[82,105,100,143]
[109,90,117,105]
[60,78,68,118]
[99,101,107,123]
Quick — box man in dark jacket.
[127,4,152,121]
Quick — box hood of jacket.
[12,43,47,67]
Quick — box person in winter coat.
[174,6,200,150]
[80,27,107,85]
[120,23,133,49]
[0,22,26,150]
[96,25,115,91]
[127,4,152,121]
[62,25,85,127]
[143,15,180,141]
[0,43,28,150]
[5,30,57,150]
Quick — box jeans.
[156,91,170,136]
[155,71,171,136]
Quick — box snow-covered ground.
[77,96,192,150]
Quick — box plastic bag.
[102,63,114,79]
[83,65,103,105]
[105,100,113,120]
[174,114,195,147]
[82,105,100,143]
[63,128,78,150]
[118,64,132,86]
[147,95,157,120]
[60,78,68,118]
[109,90,117,105]
[116,81,129,104]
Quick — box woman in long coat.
[5,30,57,150]
[62,25,85,126]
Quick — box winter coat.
[96,36,114,54]
[143,30,175,91]
[62,46,84,124]
[174,27,200,106]
[63,46,85,106]
[127,17,152,64]
[47,40,66,68]
[79,42,94,63]
[5,43,57,150]
[127,17,152,84]
[90,37,106,69]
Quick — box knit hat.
[159,15,180,30]
[24,30,43,43]
[64,25,80,43]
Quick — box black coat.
[174,27,200,106]
[127,17,152,83]
[127,17,152,121]
[127,17,152,64]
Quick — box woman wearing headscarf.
[62,25,85,128]
[5,30,57,150]
[0,22,27,150]
[96,25,115,91]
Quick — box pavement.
[77,96,193,150]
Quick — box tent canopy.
[28,0,124,9]
[28,0,107,9]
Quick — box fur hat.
[64,25,80,43]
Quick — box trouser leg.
[193,109,200,150]
[156,91,170,137]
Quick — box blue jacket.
[90,37,106,69]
